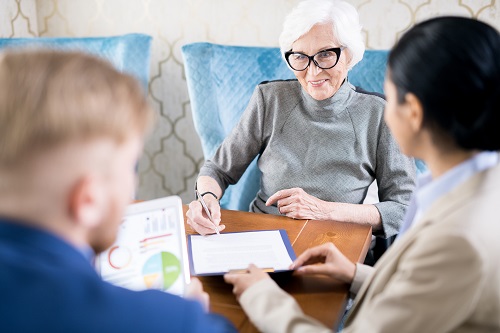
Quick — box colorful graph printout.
[97,197,189,296]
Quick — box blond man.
[0,50,235,333]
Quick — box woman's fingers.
[186,200,225,235]
[224,264,270,298]
[290,243,336,269]
[266,188,296,206]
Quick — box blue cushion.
[182,42,424,211]
[183,43,295,210]
[349,50,388,94]
[0,34,152,91]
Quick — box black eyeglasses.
[284,47,345,71]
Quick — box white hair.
[279,0,365,70]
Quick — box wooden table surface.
[183,207,372,332]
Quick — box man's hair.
[0,50,153,168]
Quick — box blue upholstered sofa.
[0,34,152,91]
[183,42,427,211]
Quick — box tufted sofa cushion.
[182,42,424,211]
[0,33,152,91]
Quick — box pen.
[228,267,275,274]
[196,190,220,235]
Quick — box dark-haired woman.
[224,16,500,333]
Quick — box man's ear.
[405,92,424,133]
[68,175,106,229]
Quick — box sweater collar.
[299,79,353,118]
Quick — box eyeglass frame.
[284,46,346,71]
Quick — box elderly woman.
[225,16,500,333]
[187,0,415,238]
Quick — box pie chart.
[142,252,181,290]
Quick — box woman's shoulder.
[349,84,386,108]
[256,79,301,95]
[345,84,386,127]
[253,79,302,109]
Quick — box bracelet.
[199,191,219,202]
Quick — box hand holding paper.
[184,277,210,312]
[224,264,271,299]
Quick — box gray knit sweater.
[200,80,416,237]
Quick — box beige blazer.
[240,163,500,333]
[344,162,500,333]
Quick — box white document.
[189,230,295,275]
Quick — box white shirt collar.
[413,151,499,226]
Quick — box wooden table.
[183,207,372,332]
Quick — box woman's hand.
[266,187,382,228]
[224,264,271,299]
[187,176,225,235]
[290,243,356,284]
[184,277,210,312]
[186,195,225,235]
[266,187,332,220]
